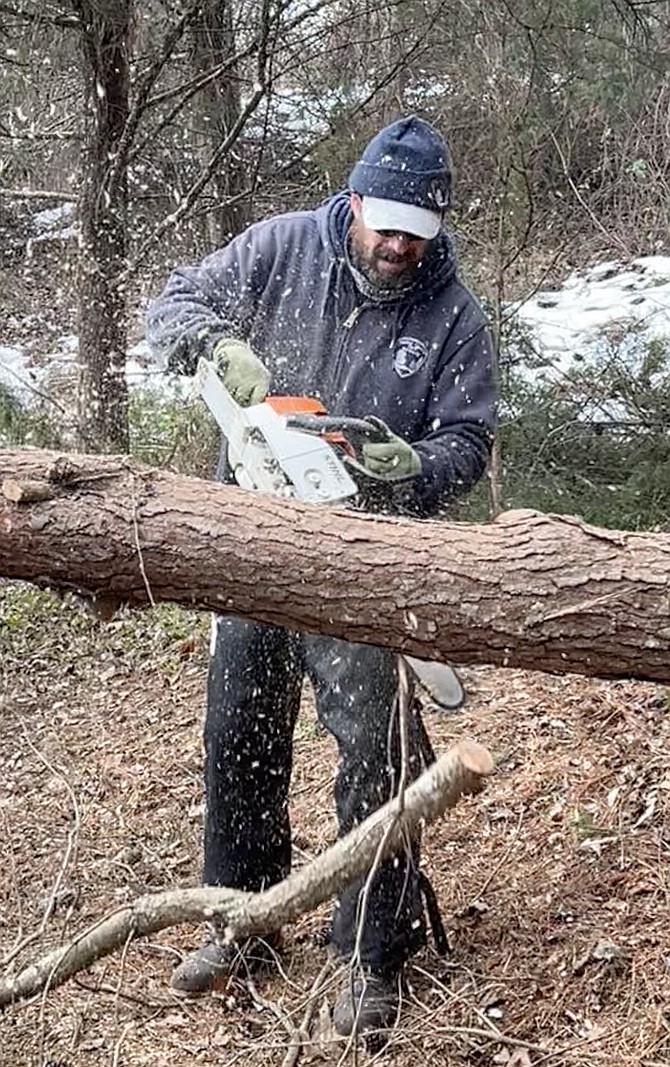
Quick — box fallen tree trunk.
[1,446,670,681]
[0,740,492,1006]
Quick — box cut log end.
[455,740,495,777]
[2,478,53,504]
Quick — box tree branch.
[120,18,437,280]
[2,188,75,200]
[0,2,79,27]
[105,0,204,199]
[117,81,268,282]
[0,741,493,1008]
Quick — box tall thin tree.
[73,0,132,453]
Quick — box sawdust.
[2,586,670,1066]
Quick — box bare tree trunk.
[488,209,505,518]
[2,447,670,682]
[192,0,249,245]
[74,0,131,453]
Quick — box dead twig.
[114,928,135,1026]
[247,964,342,1067]
[130,472,156,610]
[472,806,524,901]
[281,958,337,1067]
[17,719,82,1064]
[18,721,81,933]
[111,1021,134,1067]
[246,973,296,1036]
[73,976,174,1010]
[0,807,32,968]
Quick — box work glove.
[212,337,270,407]
[361,416,422,480]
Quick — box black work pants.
[203,615,425,974]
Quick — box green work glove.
[212,337,270,407]
[361,416,422,480]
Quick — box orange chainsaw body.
[264,396,355,457]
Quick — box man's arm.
[146,222,273,375]
[412,310,497,515]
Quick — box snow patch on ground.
[32,203,75,233]
[510,255,670,381]
[0,345,35,401]
[0,336,192,407]
[29,202,78,244]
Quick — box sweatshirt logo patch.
[393,336,429,379]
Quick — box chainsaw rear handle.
[286,413,389,445]
[281,411,407,484]
[285,412,416,483]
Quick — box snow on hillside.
[510,256,670,380]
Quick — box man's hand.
[361,416,422,480]
[212,338,270,407]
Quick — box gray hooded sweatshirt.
[146,192,498,517]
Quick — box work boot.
[171,929,280,994]
[332,972,400,1040]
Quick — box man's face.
[349,193,431,289]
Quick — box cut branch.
[2,478,52,503]
[0,741,492,1007]
[2,447,670,681]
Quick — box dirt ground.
[2,586,670,1067]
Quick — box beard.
[348,225,424,292]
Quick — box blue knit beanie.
[348,116,452,225]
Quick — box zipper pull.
[342,305,363,329]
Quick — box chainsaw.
[194,357,464,711]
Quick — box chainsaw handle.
[286,413,389,444]
[286,412,415,485]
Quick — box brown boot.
[171,930,281,994]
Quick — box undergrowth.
[0,581,209,680]
[0,381,219,478]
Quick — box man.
[146,115,498,1038]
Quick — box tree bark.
[2,446,670,682]
[191,0,249,245]
[74,0,132,453]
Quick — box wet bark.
[2,446,670,682]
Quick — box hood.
[316,191,458,303]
